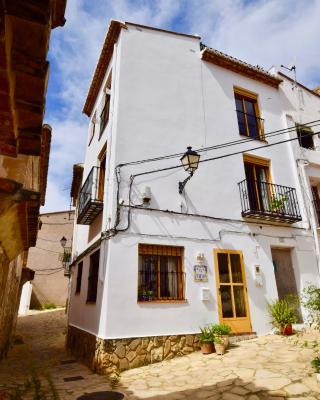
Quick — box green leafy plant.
[270,195,288,211]
[42,303,57,310]
[213,335,223,344]
[311,357,320,373]
[267,298,297,330]
[199,326,213,343]
[210,323,231,336]
[301,285,320,329]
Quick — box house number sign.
[194,265,208,282]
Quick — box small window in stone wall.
[75,262,83,294]
[87,250,100,303]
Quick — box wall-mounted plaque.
[194,265,208,282]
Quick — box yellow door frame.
[214,249,252,333]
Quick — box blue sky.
[42,0,320,212]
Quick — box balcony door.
[244,154,271,212]
[97,146,106,202]
[214,249,252,333]
[311,186,320,225]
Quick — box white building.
[67,21,320,373]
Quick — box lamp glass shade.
[180,147,200,173]
[60,236,67,248]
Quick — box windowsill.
[137,300,188,304]
[239,134,268,143]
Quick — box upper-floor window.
[138,244,185,302]
[88,112,96,146]
[99,72,112,139]
[234,87,264,140]
[97,145,106,202]
[87,250,100,303]
[75,262,83,294]
[296,124,314,150]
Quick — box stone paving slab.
[0,310,320,399]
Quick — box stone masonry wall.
[67,325,201,374]
[0,252,23,359]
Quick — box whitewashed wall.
[69,24,320,339]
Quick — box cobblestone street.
[0,309,320,399]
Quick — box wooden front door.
[214,249,252,333]
[271,248,302,321]
[271,248,298,299]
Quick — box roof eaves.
[82,20,126,117]
[202,47,282,88]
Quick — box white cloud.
[43,0,320,212]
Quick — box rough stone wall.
[67,325,201,374]
[0,252,23,359]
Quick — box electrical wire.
[131,129,320,179]
[35,246,62,254]
[117,120,320,168]
[35,268,65,276]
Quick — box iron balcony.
[238,179,301,223]
[77,166,103,225]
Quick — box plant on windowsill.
[269,195,288,213]
[138,290,154,302]
[267,298,298,335]
[147,290,154,301]
[199,326,214,354]
[213,335,226,355]
[210,323,232,348]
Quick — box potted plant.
[311,356,320,382]
[213,335,225,355]
[199,326,214,354]
[147,290,154,301]
[210,323,231,348]
[267,298,297,335]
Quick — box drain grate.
[60,359,77,365]
[63,375,84,382]
[77,391,125,400]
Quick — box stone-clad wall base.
[66,325,257,375]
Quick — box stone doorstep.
[67,326,258,375]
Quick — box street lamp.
[60,236,67,248]
[179,146,200,194]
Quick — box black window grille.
[138,245,185,301]
[75,262,83,294]
[87,251,100,303]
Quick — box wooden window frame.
[137,244,186,303]
[99,72,112,140]
[97,144,107,202]
[234,86,264,141]
[86,250,100,303]
[243,154,272,211]
[75,261,83,294]
[88,112,96,146]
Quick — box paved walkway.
[0,310,319,399]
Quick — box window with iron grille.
[75,262,83,294]
[99,93,110,138]
[87,251,100,302]
[138,244,185,302]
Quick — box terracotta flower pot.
[201,342,213,354]
[221,335,229,348]
[215,343,225,355]
[281,324,293,336]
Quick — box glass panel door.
[215,250,252,333]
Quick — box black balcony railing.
[313,200,320,227]
[138,270,186,301]
[77,166,103,225]
[238,179,301,223]
[236,110,265,140]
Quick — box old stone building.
[19,211,74,311]
[0,0,67,358]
